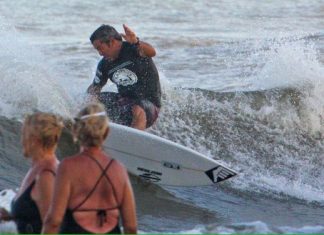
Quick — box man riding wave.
[87,24,161,130]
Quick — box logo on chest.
[112,68,138,86]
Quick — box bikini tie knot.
[97,209,107,227]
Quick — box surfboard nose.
[205,166,237,183]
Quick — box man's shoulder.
[97,58,111,75]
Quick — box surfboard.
[103,123,237,186]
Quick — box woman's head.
[73,103,109,147]
[22,112,64,158]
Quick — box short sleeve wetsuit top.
[91,42,162,108]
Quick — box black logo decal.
[137,167,162,183]
[205,166,236,183]
[162,161,181,170]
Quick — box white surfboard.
[103,123,237,186]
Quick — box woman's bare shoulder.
[109,158,129,179]
[58,154,86,174]
[60,153,83,164]
[109,157,125,169]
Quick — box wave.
[1,85,322,204]
[0,18,75,119]
[182,221,324,234]
[0,14,322,206]
[150,86,324,204]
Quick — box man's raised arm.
[121,24,156,58]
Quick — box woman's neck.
[31,148,57,166]
[81,146,103,155]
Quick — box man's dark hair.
[90,24,122,44]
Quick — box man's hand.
[86,84,101,103]
[120,24,156,57]
[121,24,138,44]
[87,84,101,96]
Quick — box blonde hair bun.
[74,103,109,147]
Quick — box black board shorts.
[98,92,160,128]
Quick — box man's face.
[92,39,113,59]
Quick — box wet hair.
[24,112,64,150]
[90,24,122,44]
[73,103,109,147]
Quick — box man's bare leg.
[131,105,147,130]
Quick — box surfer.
[42,103,137,234]
[0,113,63,233]
[87,24,161,130]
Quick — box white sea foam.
[174,221,324,234]
[210,221,324,234]
[0,19,74,119]
[251,38,324,134]
[0,189,17,234]
[0,189,16,212]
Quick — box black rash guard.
[92,42,161,108]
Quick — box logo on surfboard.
[162,161,181,170]
[137,167,162,183]
[205,166,237,183]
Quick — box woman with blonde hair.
[43,103,137,234]
[0,112,64,233]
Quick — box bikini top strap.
[71,154,115,212]
[83,155,119,205]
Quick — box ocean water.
[0,0,323,233]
